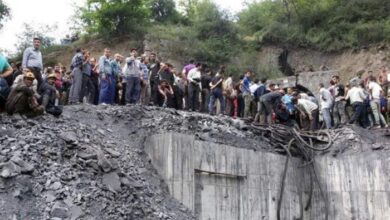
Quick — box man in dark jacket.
[258,89,285,124]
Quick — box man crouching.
[5,71,44,117]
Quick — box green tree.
[148,0,181,23]
[79,0,150,39]
[14,23,57,56]
[0,0,10,29]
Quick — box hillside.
[45,38,390,84]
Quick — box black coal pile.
[0,104,387,220]
[0,105,199,220]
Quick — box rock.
[10,156,34,174]
[104,148,121,158]
[96,149,112,173]
[0,161,21,178]
[372,143,384,150]
[59,131,78,143]
[103,172,121,193]
[51,201,69,219]
[70,206,83,220]
[50,181,62,190]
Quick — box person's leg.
[208,91,216,114]
[133,77,141,103]
[121,83,126,105]
[98,76,110,104]
[110,75,116,104]
[310,110,319,130]
[370,100,380,125]
[188,83,194,111]
[264,101,273,124]
[322,108,332,129]
[125,77,134,104]
[217,90,225,114]
[243,93,251,118]
[332,101,340,127]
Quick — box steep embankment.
[46,38,390,83]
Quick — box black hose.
[277,139,294,220]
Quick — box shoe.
[373,125,381,129]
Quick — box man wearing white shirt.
[368,75,387,128]
[294,95,319,130]
[319,83,333,129]
[345,82,367,126]
[187,63,202,111]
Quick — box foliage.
[79,0,150,39]
[14,23,57,57]
[238,0,390,51]
[0,0,10,29]
[148,0,183,23]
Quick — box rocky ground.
[1,104,389,220]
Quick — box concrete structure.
[145,133,390,220]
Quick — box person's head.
[381,66,388,72]
[46,67,53,74]
[195,62,202,70]
[260,77,267,84]
[278,89,285,95]
[33,37,41,50]
[189,59,195,64]
[245,71,252,77]
[369,75,376,82]
[89,57,96,66]
[47,73,56,85]
[331,75,340,83]
[76,48,82,53]
[23,70,35,87]
[16,63,22,70]
[160,79,168,87]
[104,48,111,58]
[141,56,149,64]
[319,83,325,89]
[149,52,156,61]
[253,79,259,84]
[115,53,123,62]
[130,48,138,57]
[292,97,298,104]
[330,80,335,86]
[269,83,276,91]
[287,87,294,95]
[160,62,168,70]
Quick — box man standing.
[187,63,202,111]
[319,83,333,129]
[123,49,141,104]
[69,48,85,104]
[200,69,212,113]
[368,75,388,128]
[140,56,150,105]
[148,52,160,105]
[208,72,224,115]
[242,71,252,118]
[345,82,367,127]
[98,48,114,104]
[22,37,43,88]
[111,53,123,104]
[182,59,196,110]
[332,75,347,128]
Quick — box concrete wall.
[145,133,390,220]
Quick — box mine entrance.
[194,170,245,220]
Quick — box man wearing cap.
[98,48,114,104]
[6,71,44,117]
[123,48,142,104]
[39,73,62,116]
[22,37,43,88]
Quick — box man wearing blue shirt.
[22,38,43,88]
[98,48,114,104]
[241,71,252,118]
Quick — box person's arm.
[168,85,174,95]
[158,85,166,96]
[187,70,194,83]
[39,52,43,70]
[0,64,12,78]
[22,48,29,69]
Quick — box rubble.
[0,104,388,219]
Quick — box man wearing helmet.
[5,71,44,117]
[39,73,62,116]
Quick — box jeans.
[188,82,200,111]
[125,76,141,104]
[322,107,332,129]
[370,99,387,126]
[333,100,347,127]
[243,92,251,118]
[209,89,225,115]
[349,102,365,125]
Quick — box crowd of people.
[0,37,389,130]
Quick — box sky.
[0,0,247,55]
